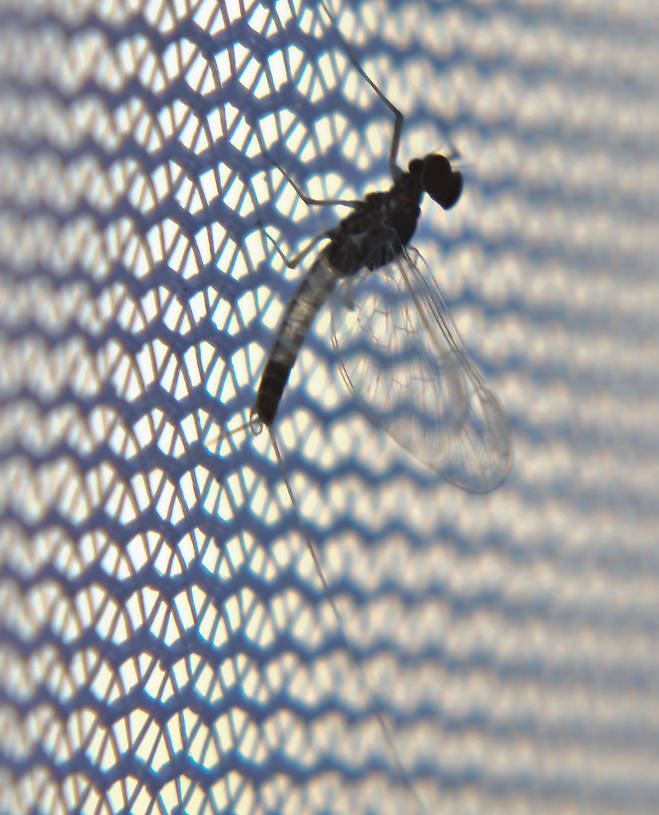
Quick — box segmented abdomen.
[254,257,338,426]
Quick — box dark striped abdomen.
[253,257,337,426]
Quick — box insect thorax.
[325,183,422,277]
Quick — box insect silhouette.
[254,149,512,492]
[215,1,512,810]
[249,32,512,495]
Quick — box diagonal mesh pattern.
[1,1,658,813]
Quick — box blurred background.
[1,0,658,813]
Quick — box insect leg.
[318,0,464,172]
[264,227,329,270]
[317,0,404,176]
[269,155,359,208]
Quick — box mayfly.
[215,0,512,809]
[254,147,512,491]
[249,49,512,497]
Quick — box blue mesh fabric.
[1,1,659,814]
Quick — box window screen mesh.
[1,1,658,813]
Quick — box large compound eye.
[422,154,463,209]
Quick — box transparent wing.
[330,247,512,493]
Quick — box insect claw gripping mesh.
[1,2,659,815]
